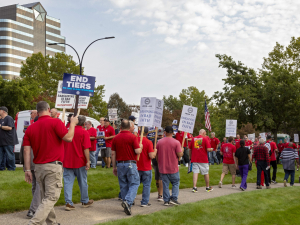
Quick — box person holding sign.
[95,117,105,166]
[175,131,192,166]
[137,127,156,207]
[102,118,115,168]
[111,119,142,216]
[189,129,214,193]
[209,132,220,165]
[156,126,183,206]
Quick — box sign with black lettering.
[178,105,198,134]
[138,97,156,127]
[153,99,164,127]
[108,108,118,121]
[55,81,75,109]
[62,73,95,97]
[74,96,90,109]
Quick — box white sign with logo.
[76,96,90,109]
[259,133,266,141]
[248,133,255,141]
[153,99,164,127]
[138,97,156,127]
[178,105,198,134]
[225,119,237,137]
[55,81,75,109]
[172,120,178,125]
[294,134,299,143]
[108,108,118,121]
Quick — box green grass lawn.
[99,186,300,225]
[0,163,295,214]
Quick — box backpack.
[265,142,272,156]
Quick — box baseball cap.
[143,127,149,134]
[0,106,8,113]
[129,116,136,121]
[104,118,110,122]
[157,127,164,135]
[164,126,173,134]
[67,113,73,117]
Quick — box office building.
[0,2,65,80]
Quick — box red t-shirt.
[97,125,104,132]
[137,137,154,171]
[111,130,140,161]
[221,143,236,164]
[277,143,285,152]
[63,126,91,168]
[210,137,220,151]
[104,125,115,148]
[267,141,277,161]
[157,137,182,174]
[284,142,297,149]
[30,119,34,125]
[175,132,192,147]
[23,115,68,164]
[245,140,253,149]
[87,127,97,151]
[221,142,226,147]
[235,139,241,149]
[66,123,70,129]
[189,135,211,163]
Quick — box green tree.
[107,93,131,119]
[87,85,107,120]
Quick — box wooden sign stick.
[154,127,158,150]
[77,108,81,116]
[137,126,145,161]
[62,108,66,123]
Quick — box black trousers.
[257,160,269,186]
[267,160,277,182]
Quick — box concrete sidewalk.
[1,183,297,225]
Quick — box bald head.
[50,108,58,118]
[199,129,206,135]
[121,119,130,130]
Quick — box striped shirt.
[280,147,299,170]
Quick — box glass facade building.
[0,2,65,80]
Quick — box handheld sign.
[225,120,237,137]
[259,132,266,141]
[76,96,90,109]
[97,130,106,149]
[172,120,178,135]
[153,99,164,150]
[108,108,118,121]
[294,134,299,143]
[55,81,75,109]
[62,73,96,97]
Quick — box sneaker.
[284,180,287,187]
[271,180,277,184]
[65,203,75,211]
[122,201,131,215]
[206,187,213,192]
[157,195,163,202]
[82,200,94,208]
[232,185,236,188]
[290,184,294,187]
[118,197,122,201]
[218,181,222,188]
[26,210,34,218]
[169,199,181,205]
[164,201,170,206]
[185,163,188,167]
[266,186,271,189]
[240,187,245,191]
[256,185,262,189]
[141,203,151,207]
[192,187,198,193]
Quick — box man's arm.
[235,157,239,168]
[135,146,142,154]
[104,135,115,140]
[176,147,184,158]
[62,116,78,142]
[1,126,12,131]
[24,146,32,184]
[84,149,90,170]
[233,153,237,168]
[90,136,96,141]
[149,148,157,159]
[112,151,117,176]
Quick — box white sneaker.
[185,163,188,167]
[218,181,222,188]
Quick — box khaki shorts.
[222,163,236,175]
[101,147,111,158]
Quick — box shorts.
[152,163,162,180]
[101,147,111,158]
[192,163,209,175]
[222,163,236,175]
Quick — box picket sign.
[55,81,74,109]
[225,120,237,137]
[294,134,299,143]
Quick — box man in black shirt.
[0,106,18,171]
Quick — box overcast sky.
[3,0,300,104]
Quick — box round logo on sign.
[158,101,161,107]
[145,98,150,105]
[229,120,233,125]
[89,93,92,96]
[76,91,80,95]
[188,107,193,113]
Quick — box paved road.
[1,183,297,225]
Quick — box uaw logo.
[229,120,233,125]
[89,93,92,96]
[188,107,193,113]
[145,98,150,105]
[76,91,80,95]
[158,100,161,107]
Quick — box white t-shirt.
[134,125,138,133]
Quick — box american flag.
[205,99,211,132]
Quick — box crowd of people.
[0,102,299,224]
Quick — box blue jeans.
[95,147,101,165]
[89,151,96,168]
[117,162,140,206]
[284,169,295,185]
[162,172,180,202]
[209,151,219,165]
[138,170,152,205]
[0,145,16,171]
[63,166,89,205]
[0,151,7,170]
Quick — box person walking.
[23,101,78,225]
[111,119,142,215]
[235,140,251,191]
[86,121,97,169]
[209,132,220,165]
[96,117,105,167]
[0,106,18,171]
[189,129,213,193]
[137,127,156,207]
[219,136,237,188]
[277,140,285,164]
[175,130,192,166]
[156,126,183,206]
[280,142,299,187]
[102,118,115,168]
[253,138,271,189]
[266,135,278,184]
[63,116,94,211]
[151,127,164,201]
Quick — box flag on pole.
[205,99,212,132]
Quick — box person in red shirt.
[277,140,285,164]
[266,135,278,184]
[189,129,213,193]
[219,136,237,188]
[137,127,156,207]
[23,101,78,224]
[102,118,115,168]
[209,132,220,165]
[86,121,97,169]
[95,117,105,166]
[284,138,297,149]
[221,137,227,147]
[66,113,74,129]
[235,134,241,149]
[111,119,142,215]
[63,116,94,210]
[175,131,192,166]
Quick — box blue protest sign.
[147,127,156,141]
[97,131,106,149]
[62,73,95,97]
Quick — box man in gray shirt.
[280,142,299,187]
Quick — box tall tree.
[86,85,107,120]
[107,93,131,119]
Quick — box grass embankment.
[0,164,294,214]
[99,186,300,225]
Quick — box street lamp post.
[48,36,115,115]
